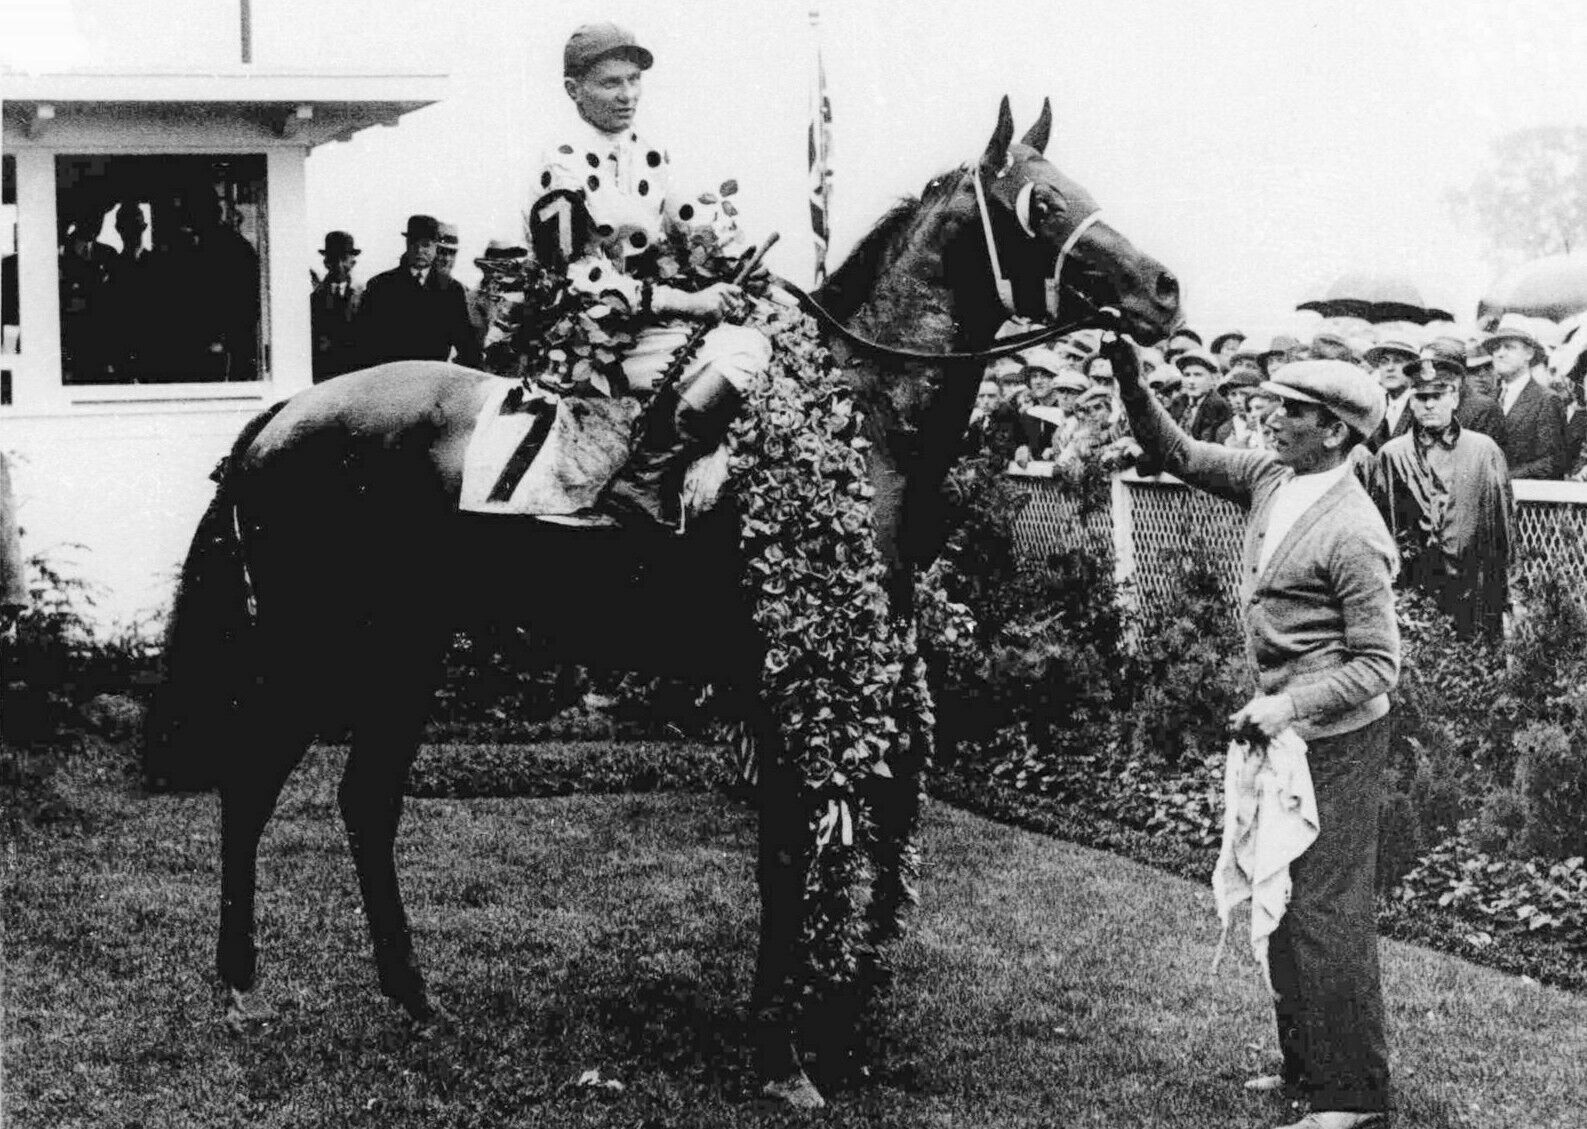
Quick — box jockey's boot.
[604,369,744,529]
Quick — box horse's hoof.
[761,1072,826,1111]
[223,988,277,1034]
[400,999,457,1038]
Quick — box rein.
[769,275,1105,366]
[762,162,1113,368]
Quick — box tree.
[1450,127,1587,269]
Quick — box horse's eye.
[1015,182,1038,237]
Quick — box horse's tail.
[141,401,287,792]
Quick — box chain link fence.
[1009,470,1587,620]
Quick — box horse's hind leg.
[340,641,445,1023]
[217,700,313,1026]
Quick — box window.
[55,154,267,384]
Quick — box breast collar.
[970,161,1106,322]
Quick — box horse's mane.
[812,195,923,323]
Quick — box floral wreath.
[483,180,976,990]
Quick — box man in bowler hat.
[310,230,364,381]
[356,215,481,369]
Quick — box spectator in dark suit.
[1488,321,1566,478]
[1171,348,1233,442]
[357,214,482,369]
[1543,363,1587,476]
[310,230,363,381]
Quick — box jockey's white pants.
[620,321,772,396]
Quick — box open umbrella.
[1296,272,1453,325]
[1477,254,1587,325]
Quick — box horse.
[144,96,1180,1109]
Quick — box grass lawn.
[4,746,1586,1128]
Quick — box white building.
[2,67,444,625]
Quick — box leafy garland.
[485,198,976,989]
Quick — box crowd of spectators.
[309,215,527,382]
[57,198,259,383]
[982,316,1587,484]
[979,313,1587,638]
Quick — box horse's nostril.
[1156,270,1180,305]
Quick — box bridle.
[769,161,1113,366]
[969,161,1106,325]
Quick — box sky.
[8,0,1587,342]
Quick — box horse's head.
[815,98,1183,589]
[944,96,1182,344]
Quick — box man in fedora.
[471,238,530,360]
[1488,319,1565,478]
[528,21,771,527]
[310,230,364,381]
[1365,356,1511,640]
[1105,327,1398,1129]
[1362,338,1419,451]
[1210,330,1247,371]
[357,214,481,370]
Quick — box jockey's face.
[566,57,643,135]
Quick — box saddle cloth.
[458,379,731,522]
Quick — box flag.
[807,10,833,286]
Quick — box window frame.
[3,144,298,418]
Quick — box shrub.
[1112,534,1247,773]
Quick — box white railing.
[1008,466,1587,618]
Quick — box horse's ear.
[983,96,1014,170]
[1020,97,1052,155]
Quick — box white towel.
[1210,729,1318,990]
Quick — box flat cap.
[1219,369,1262,390]
[564,22,654,75]
[1260,358,1386,438]
[1172,348,1220,374]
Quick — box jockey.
[531,21,772,526]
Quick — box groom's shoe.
[1244,1074,1286,1092]
[1280,1111,1387,1128]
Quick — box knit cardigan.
[1125,388,1400,739]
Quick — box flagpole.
[808,7,833,287]
[240,0,252,64]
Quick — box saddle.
[458,379,729,527]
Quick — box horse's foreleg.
[865,766,925,948]
[748,724,825,1109]
[341,662,441,1023]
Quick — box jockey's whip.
[655,232,781,393]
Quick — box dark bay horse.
[145,97,1180,1109]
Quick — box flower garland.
[489,199,976,988]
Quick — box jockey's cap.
[564,23,654,76]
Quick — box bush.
[1111,534,1247,773]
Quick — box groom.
[1102,325,1400,1129]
